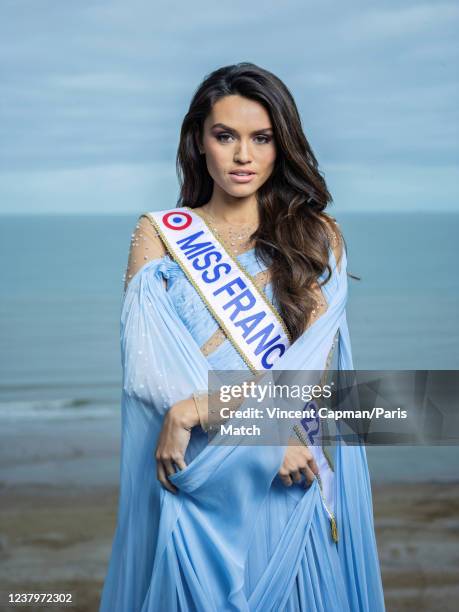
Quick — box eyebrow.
[210,123,273,135]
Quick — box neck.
[201,194,259,227]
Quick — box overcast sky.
[1,0,457,214]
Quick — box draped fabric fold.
[99,245,385,612]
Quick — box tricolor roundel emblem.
[162,211,192,230]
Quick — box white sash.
[147,207,291,372]
[147,206,338,542]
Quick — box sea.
[1,212,458,484]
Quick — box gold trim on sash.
[146,207,292,372]
[292,329,339,543]
[187,206,293,345]
[145,211,259,372]
[319,329,340,472]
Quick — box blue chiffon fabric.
[99,238,386,611]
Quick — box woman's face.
[199,95,277,199]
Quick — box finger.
[173,457,187,471]
[163,459,176,478]
[163,459,179,491]
[300,466,317,486]
[280,473,293,487]
[157,461,177,494]
[308,457,320,475]
[156,457,162,481]
[291,470,302,484]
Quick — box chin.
[227,180,259,193]
[228,188,257,199]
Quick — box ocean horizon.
[1,211,458,484]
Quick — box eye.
[215,133,234,143]
[254,135,272,144]
[215,133,273,144]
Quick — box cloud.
[0,0,457,212]
[345,3,459,40]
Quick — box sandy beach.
[1,482,458,611]
[0,417,458,611]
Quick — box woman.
[99,62,385,611]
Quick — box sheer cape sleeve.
[123,214,168,293]
[100,213,385,612]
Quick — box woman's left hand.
[278,443,319,488]
[155,398,200,494]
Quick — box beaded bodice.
[123,209,342,367]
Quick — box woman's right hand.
[155,398,200,494]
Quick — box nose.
[234,139,252,163]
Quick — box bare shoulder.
[136,214,167,257]
[321,212,344,270]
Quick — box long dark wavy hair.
[176,62,349,343]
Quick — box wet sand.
[373,481,459,611]
[1,480,458,611]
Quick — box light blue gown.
[99,232,386,611]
